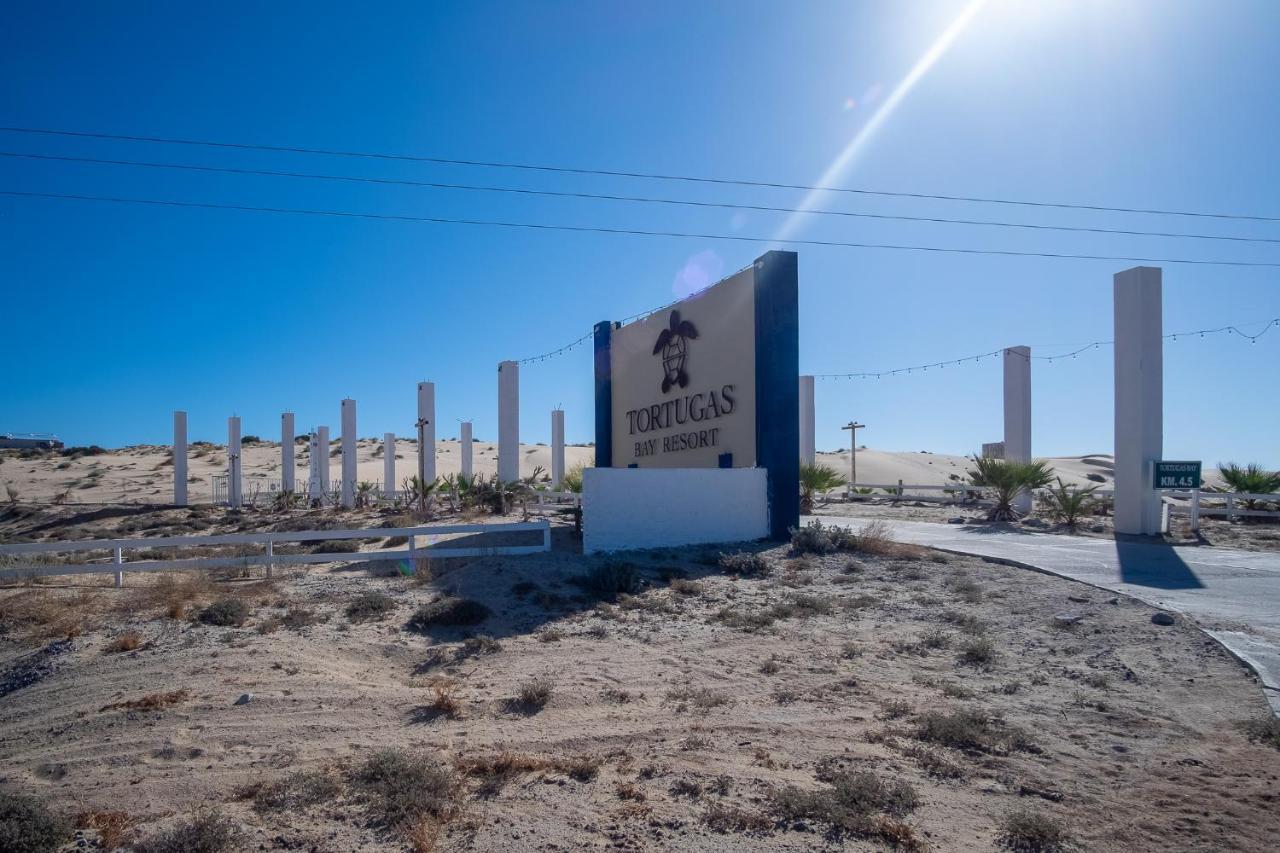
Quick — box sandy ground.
[0,440,598,506]
[814,499,1280,553]
[2,506,1278,852]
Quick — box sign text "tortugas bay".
[626,384,737,457]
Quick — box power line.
[7,188,1280,269]
[812,318,1280,380]
[3,125,1278,223]
[5,150,1278,245]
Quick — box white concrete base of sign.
[582,467,768,554]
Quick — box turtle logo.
[652,310,699,393]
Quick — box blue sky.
[2,0,1277,466]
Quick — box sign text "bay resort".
[625,384,738,458]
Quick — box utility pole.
[841,422,864,494]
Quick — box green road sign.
[1154,460,1201,490]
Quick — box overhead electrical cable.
[6,189,1279,270]
[4,150,1277,245]
[2,125,1278,223]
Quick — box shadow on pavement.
[1116,537,1205,589]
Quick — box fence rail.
[0,519,551,585]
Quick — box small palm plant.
[1039,477,1099,528]
[1216,463,1280,512]
[967,456,1056,521]
[799,463,848,513]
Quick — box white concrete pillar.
[383,432,396,498]
[340,399,357,508]
[173,411,188,506]
[1003,346,1032,514]
[551,409,565,489]
[227,416,242,508]
[416,382,436,485]
[1114,266,1163,535]
[798,375,816,466]
[307,431,322,500]
[498,361,519,482]
[281,412,295,494]
[317,426,330,496]
[460,421,473,479]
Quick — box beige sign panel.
[610,268,757,468]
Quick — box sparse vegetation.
[345,591,397,622]
[0,790,70,853]
[134,809,243,853]
[198,597,249,627]
[998,807,1073,852]
[406,597,491,631]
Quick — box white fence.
[0,519,551,586]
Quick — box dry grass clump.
[0,790,70,853]
[249,770,342,812]
[76,809,133,849]
[899,743,966,779]
[718,551,771,577]
[0,588,101,641]
[714,607,775,631]
[461,634,502,656]
[197,597,249,627]
[665,685,733,710]
[455,750,599,796]
[425,681,463,719]
[669,577,704,596]
[701,801,772,834]
[509,675,554,712]
[997,807,1074,852]
[133,809,243,853]
[103,629,144,653]
[130,573,217,620]
[406,597,491,632]
[345,590,397,622]
[772,768,920,847]
[99,689,189,713]
[351,749,457,832]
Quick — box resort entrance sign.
[1153,460,1201,490]
[592,250,799,540]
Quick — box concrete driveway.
[807,515,1280,716]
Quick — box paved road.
[807,515,1280,716]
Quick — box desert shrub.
[914,708,996,751]
[0,791,70,853]
[76,810,132,850]
[789,519,840,554]
[664,685,732,709]
[718,551,770,577]
[351,749,456,830]
[425,681,463,719]
[772,769,918,839]
[945,574,983,604]
[406,597,490,632]
[462,635,502,655]
[572,561,640,600]
[669,578,704,596]
[701,802,772,833]
[998,807,1073,852]
[104,629,144,653]
[513,676,554,711]
[100,689,189,713]
[252,770,342,811]
[134,809,243,853]
[198,598,249,627]
[714,607,775,631]
[957,636,996,667]
[346,591,397,622]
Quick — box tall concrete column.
[173,411,188,506]
[498,361,519,482]
[307,431,322,500]
[281,412,295,494]
[1114,266,1163,535]
[551,409,565,489]
[383,432,396,498]
[460,421,473,479]
[340,399,357,508]
[798,375,816,466]
[227,416,242,508]
[416,382,436,485]
[317,426,330,497]
[1003,346,1032,514]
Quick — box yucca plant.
[799,463,848,513]
[1216,463,1280,512]
[1039,477,1098,528]
[967,456,1055,521]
